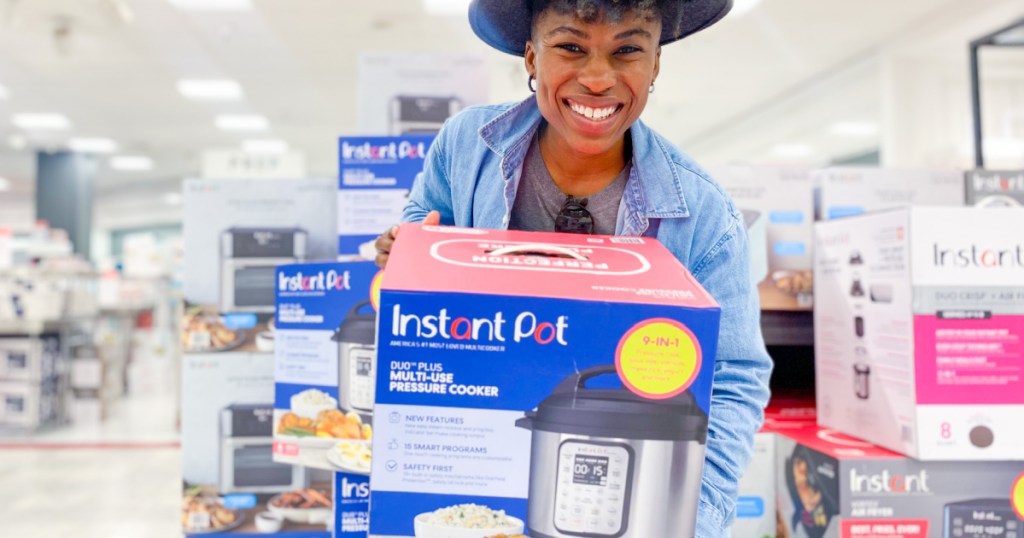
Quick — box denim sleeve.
[690,213,773,538]
[403,121,455,224]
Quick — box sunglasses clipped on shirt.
[555,195,594,234]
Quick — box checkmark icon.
[385,460,399,472]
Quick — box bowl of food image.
[414,504,524,538]
[289,388,338,420]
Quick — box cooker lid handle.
[347,300,374,317]
[552,364,619,395]
[486,243,588,261]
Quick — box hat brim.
[469,0,733,57]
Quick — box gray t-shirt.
[509,133,629,235]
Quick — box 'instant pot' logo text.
[338,476,369,499]
[849,468,930,494]
[391,304,568,345]
[278,270,351,292]
[972,171,1024,193]
[933,243,1024,269]
[341,141,426,161]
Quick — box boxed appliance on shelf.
[731,397,817,538]
[219,227,308,314]
[0,378,63,428]
[368,225,721,538]
[337,136,434,257]
[964,170,1024,207]
[0,335,59,381]
[272,260,379,472]
[181,351,333,537]
[814,207,1024,460]
[776,421,1024,538]
[707,165,814,310]
[813,167,964,221]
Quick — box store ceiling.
[0,0,1017,220]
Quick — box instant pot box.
[814,207,1024,460]
[814,167,963,221]
[369,225,720,538]
[964,170,1024,207]
[776,421,1024,538]
[273,260,380,473]
[707,165,814,310]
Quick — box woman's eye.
[616,46,642,55]
[555,43,583,53]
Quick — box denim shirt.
[403,96,773,537]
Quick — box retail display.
[775,421,1024,538]
[219,227,308,314]
[707,165,814,310]
[814,207,1024,460]
[813,167,964,220]
[368,225,720,538]
[337,136,434,257]
[964,170,1024,207]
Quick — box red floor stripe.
[0,441,180,450]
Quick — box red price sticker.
[615,318,701,400]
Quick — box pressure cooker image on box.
[515,365,709,538]
[332,301,377,416]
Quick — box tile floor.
[0,394,182,537]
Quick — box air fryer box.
[964,170,1024,207]
[368,225,721,538]
[813,167,963,221]
[776,421,1024,538]
[814,207,1024,460]
[731,397,817,538]
[707,165,814,310]
[272,261,379,472]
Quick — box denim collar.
[477,96,690,219]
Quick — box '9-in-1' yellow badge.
[1012,472,1024,521]
[615,318,702,400]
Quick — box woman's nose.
[577,57,615,94]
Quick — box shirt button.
[502,216,509,224]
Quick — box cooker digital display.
[555,440,632,536]
[348,348,376,411]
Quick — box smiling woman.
[373,2,773,535]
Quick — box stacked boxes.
[813,168,963,221]
[0,334,63,429]
[964,170,1024,207]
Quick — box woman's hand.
[374,211,440,268]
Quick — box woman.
[375,1,772,536]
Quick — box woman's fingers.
[374,213,440,268]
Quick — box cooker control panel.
[347,347,376,412]
[554,440,631,536]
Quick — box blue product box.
[368,225,722,538]
[337,135,435,257]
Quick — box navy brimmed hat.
[468,0,732,56]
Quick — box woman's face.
[525,8,661,156]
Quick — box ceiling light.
[163,192,183,205]
[176,79,243,101]
[12,113,71,130]
[110,156,153,171]
[830,121,878,137]
[166,0,252,11]
[0,177,9,192]
[215,114,268,131]
[423,0,472,16]
[0,84,8,99]
[69,137,119,154]
[242,139,289,153]
[731,0,763,17]
[771,143,814,158]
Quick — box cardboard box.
[0,378,61,428]
[814,167,963,221]
[732,397,817,538]
[337,136,435,257]
[814,207,1024,460]
[369,225,721,538]
[776,421,1024,538]
[272,260,378,473]
[708,165,815,310]
[964,170,1024,207]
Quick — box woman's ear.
[524,40,537,79]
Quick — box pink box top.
[777,422,903,460]
[383,225,719,308]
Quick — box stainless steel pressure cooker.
[515,365,709,538]
[332,301,377,415]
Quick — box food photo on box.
[366,225,722,538]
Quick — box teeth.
[569,101,616,120]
